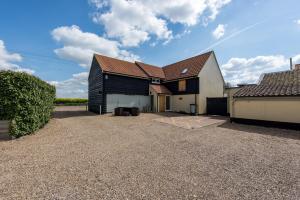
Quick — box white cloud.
[90,0,231,47]
[205,0,231,22]
[293,54,300,63]
[88,0,108,9]
[295,19,300,25]
[221,54,300,85]
[51,25,139,68]
[0,40,34,74]
[212,24,226,39]
[49,72,89,98]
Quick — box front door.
[159,95,165,112]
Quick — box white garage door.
[106,94,150,113]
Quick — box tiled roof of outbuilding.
[234,69,300,97]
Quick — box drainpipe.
[157,94,159,112]
[231,98,236,122]
[194,93,197,115]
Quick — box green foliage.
[0,71,56,137]
[55,98,87,105]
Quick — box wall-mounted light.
[105,75,108,79]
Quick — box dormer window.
[152,78,160,84]
[181,68,188,74]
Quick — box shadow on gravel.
[52,110,95,119]
[219,121,300,140]
[154,112,228,119]
[0,134,12,142]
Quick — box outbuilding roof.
[234,69,300,97]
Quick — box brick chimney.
[295,64,300,70]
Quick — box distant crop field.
[55,98,88,106]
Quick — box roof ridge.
[94,53,149,78]
[95,53,136,64]
[263,69,293,76]
[163,51,213,68]
[135,61,161,68]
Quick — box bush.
[0,71,56,137]
[55,98,87,105]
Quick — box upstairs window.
[181,68,188,74]
[152,78,160,84]
[178,80,186,91]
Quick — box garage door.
[106,94,150,113]
[207,97,228,116]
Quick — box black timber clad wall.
[163,77,199,95]
[88,57,104,114]
[104,74,149,96]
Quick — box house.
[231,66,300,128]
[88,51,225,114]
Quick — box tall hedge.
[0,71,56,137]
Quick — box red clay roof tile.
[94,54,148,78]
[163,51,212,81]
[94,51,213,80]
[135,62,165,79]
[150,84,172,94]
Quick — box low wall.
[231,97,300,123]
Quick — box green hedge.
[55,98,87,105]
[0,71,56,137]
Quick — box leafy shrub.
[0,71,56,137]
[55,98,87,105]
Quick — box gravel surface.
[0,106,299,200]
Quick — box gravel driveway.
[0,106,299,200]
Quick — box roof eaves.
[103,70,150,80]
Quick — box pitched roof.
[135,62,165,79]
[150,84,172,94]
[163,51,212,81]
[93,51,213,80]
[94,54,148,78]
[234,69,300,97]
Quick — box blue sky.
[0,0,300,97]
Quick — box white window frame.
[165,95,171,111]
[152,78,160,84]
